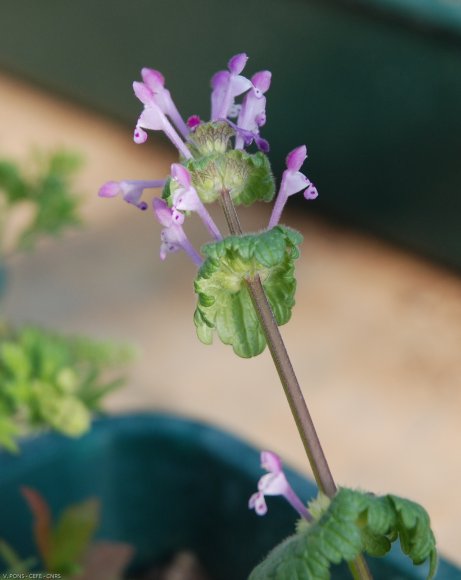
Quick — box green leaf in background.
[0,149,82,257]
[0,325,133,451]
[33,384,91,437]
[194,226,302,357]
[49,498,100,575]
[18,150,82,250]
[1,490,133,579]
[0,341,31,380]
[0,540,36,574]
[0,161,28,203]
[23,488,99,576]
[249,488,438,580]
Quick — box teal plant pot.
[0,1,461,267]
[0,414,458,578]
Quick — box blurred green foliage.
[0,148,134,451]
[0,325,133,452]
[0,150,81,256]
[0,488,133,578]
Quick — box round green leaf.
[194,226,303,358]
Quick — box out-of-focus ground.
[1,72,460,566]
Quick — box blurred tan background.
[1,72,460,566]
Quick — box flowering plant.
[100,53,437,579]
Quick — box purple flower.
[249,451,312,520]
[225,119,270,153]
[210,53,253,121]
[235,71,271,150]
[170,164,222,240]
[171,164,202,212]
[141,68,189,139]
[187,115,202,130]
[98,179,165,210]
[133,81,193,160]
[268,145,318,229]
[153,198,202,266]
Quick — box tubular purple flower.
[268,145,317,229]
[153,198,202,266]
[210,53,253,121]
[225,119,270,153]
[141,68,189,139]
[249,451,312,521]
[261,450,283,472]
[170,164,222,240]
[228,53,248,75]
[235,71,271,150]
[98,179,166,211]
[133,81,193,160]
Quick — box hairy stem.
[246,274,336,495]
[220,189,335,495]
[219,189,373,580]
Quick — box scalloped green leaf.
[185,149,275,206]
[249,488,437,580]
[388,495,437,573]
[194,226,303,358]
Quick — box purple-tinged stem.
[196,204,222,240]
[181,238,203,266]
[284,488,313,522]
[168,101,190,140]
[220,189,335,496]
[219,189,373,580]
[163,116,193,159]
[268,176,288,229]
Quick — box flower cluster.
[99,53,317,265]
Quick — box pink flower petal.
[211,70,230,90]
[258,472,289,496]
[228,53,248,75]
[153,198,173,227]
[283,170,311,197]
[138,106,166,131]
[249,491,267,516]
[171,163,191,189]
[286,145,307,172]
[133,127,148,144]
[251,71,272,94]
[98,181,121,198]
[133,81,153,105]
[141,68,165,90]
[304,183,318,200]
[261,450,283,473]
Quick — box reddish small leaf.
[20,486,52,567]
